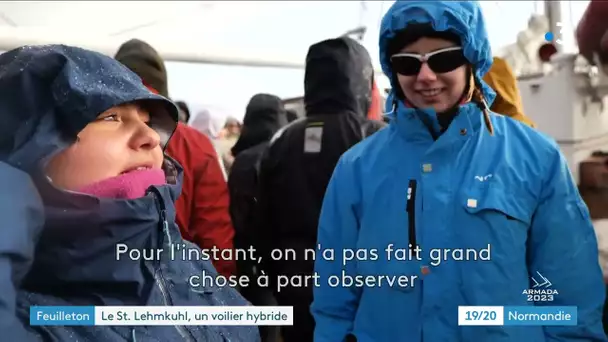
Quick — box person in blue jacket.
[0,45,260,342]
[312,1,607,341]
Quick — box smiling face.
[394,37,468,113]
[45,103,164,191]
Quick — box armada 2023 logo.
[522,271,558,302]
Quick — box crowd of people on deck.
[1,1,607,341]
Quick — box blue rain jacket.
[311,1,607,341]
[0,45,260,342]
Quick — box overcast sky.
[0,1,590,120]
[166,1,590,120]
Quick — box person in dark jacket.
[255,36,385,342]
[176,100,191,123]
[228,93,287,342]
[229,95,287,250]
[115,39,237,277]
[231,94,287,158]
[0,44,259,342]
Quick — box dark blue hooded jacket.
[0,45,260,342]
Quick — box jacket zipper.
[150,188,195,342]
[406,180,418,248]
[406,179,423,342]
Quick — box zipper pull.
[160,209,172,246]
[406,180,417,213]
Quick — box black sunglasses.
[390,46,467,76]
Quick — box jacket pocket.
[459,185,533,261]
[462,185,533,227]
[458,186,533,291]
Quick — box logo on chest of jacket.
[304,126,323,153]
[474,174,493,182]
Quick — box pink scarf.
[78,168,166,199]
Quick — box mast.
[544,0,563,52]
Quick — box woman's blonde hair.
[459,69,494,136]
[472,82,494,136]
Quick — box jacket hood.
[115,39,169,98]
[231,93,286,156]
[379,1,496,111]
[189,107,228,140]
[304,36,373,117]
[0,44,182,300]
[483,57,536,127]
[0,45,178,171]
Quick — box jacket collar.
[20,156,183,303]
[389,100,483,144]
